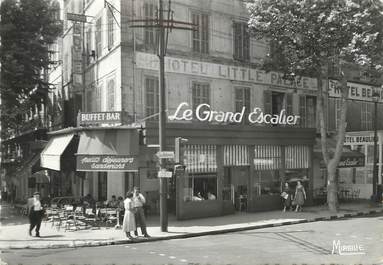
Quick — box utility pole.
[129,0,194,232]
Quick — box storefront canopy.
[40,134,75,171]
[314,138,365,168]
[76,129,139,172]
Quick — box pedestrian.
[281,182,292,212]
[293,181,306,212]
[122,192,136,239]
[28,192,45,237]
[132,186,150,238]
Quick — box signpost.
[158,169,172,178]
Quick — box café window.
[184,174,217,202]
[299,95,316,128]
[233,22,250,61]
[144,2,157,49]
[191,12,209,54]
[253,145,281,196]
[361,102,373,130]
[235,87,250,123]
[145,77,159,119]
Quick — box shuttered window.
[145,77,159,118]
[233,22,250,61]
[107,78,115,111]
[192,12,209,54]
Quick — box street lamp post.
[372,91,380,202]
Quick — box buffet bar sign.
[169,102,300,125]
[78,112,122,126]
[328,80,383,102]
[136,52,317,91]
[76,155,138,171]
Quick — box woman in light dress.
[122,192,136,239]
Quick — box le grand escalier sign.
[169,102,300,125]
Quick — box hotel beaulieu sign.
[169,102,300,125]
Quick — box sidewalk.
[0,201,382,249]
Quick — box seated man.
[107,195,119,208]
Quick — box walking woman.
[122,192,136,239]
[294,181,307,212]
[281,182,292,212]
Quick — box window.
[264,91,293,120]
[106,78,115,111]
[144,2,157,48]
[361,102,373,130]
[96,81,103,111]
[86,86,93,112]
[107,8,114,49]
[184,174,217,202]
[95,17,102,58]
[253,170,281,196]
[145,77,159,118]
[233,22,250,61]
[299,95,317,128]
[86,28,92,65]
[235,87,250,123]
[191,12,209,54]
[192,82,210,109]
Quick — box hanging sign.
[328,80,383,102]
[168,102,300,125]
[76,155,138,171]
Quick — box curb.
[3,208,383,250]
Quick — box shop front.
[144,122,316,220]
[40,126,140,201]
[341,131,382,199]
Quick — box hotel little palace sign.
[136,52,317,91]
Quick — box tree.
[0,0,62,135]
[247,0,383,212]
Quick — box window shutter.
[263,90,272,114]
[286,93,293,115]
[299,95,306,127]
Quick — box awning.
[314,138,365,168]
[76,129,139,172]
[40,134,75,171]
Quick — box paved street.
[1,213,382,265]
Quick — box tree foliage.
[247,0,383,211]
[0,0,62,133]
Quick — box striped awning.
[285,145,309,169]
[254,145,281,170]
[184,145,217,173]
[224,145,249,166]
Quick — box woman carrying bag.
[122,192,136,239]
[293,181,306,212]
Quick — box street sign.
[174,164,186,175]
[158,170,172,178]
[67,12,87,23]
[156,151,175,159]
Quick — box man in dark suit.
[28,192,44,237]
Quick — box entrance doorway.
[224,167,249,211]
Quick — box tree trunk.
[327,161,339,212]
